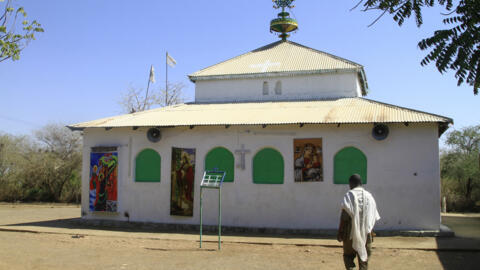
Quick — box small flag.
[149,65,155,83]
[167,52,176,67]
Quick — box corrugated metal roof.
[69,98,452,130]
[189,40,369,95]
[189,40,363,78]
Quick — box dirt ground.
[0,204,479,270]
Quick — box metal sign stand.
[199,169,226,250]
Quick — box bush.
[0,124,82,203]
[440,125,480,213]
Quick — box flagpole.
[144,69,151,111]
[165,51,168,106]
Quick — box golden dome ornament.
[270,0,298,41]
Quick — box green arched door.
[135,148,161,182]
[334,147,367,184]
[253,148,284,184]
[204,147,234,182]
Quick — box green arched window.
[253,148,284,184]
[334,147,367,184]
[135,148,161,182]
[204,147,234,182]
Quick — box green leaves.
[360,0,446,27]
[445,125,480,154]
[441,124,480,210]
[1,0,44,63]
[418,0,480,94]
[0,124,83,202]
[356,0,478,95]
[16,6,24,16]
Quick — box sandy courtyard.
[0,203,479,270]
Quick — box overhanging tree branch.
[1,0,44,63]
[352,0,479,94]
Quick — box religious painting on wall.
[89,148,118,212]
[294,138,323,182]
[170,147,196,216]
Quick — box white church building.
[70,39,452,232]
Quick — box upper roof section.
[189,40,368,95]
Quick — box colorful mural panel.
[294,138,323,182]
[170,147,196,216]
[89,151,118,212]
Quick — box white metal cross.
[249,60,281,72]
[235,144,251,170]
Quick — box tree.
[1,0,44,62]
[33,124,82,201]
[441,124,480,211]
[118,82,186,113]
[0,133,29,201]
[0,124,82,203]
[354,0,480,95]
[35,123,82,160]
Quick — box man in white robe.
[337,174,380,270]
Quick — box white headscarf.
[341,186,380,261]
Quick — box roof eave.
[73,120,454,130]
[189,68,362,83]
[438,121,453,137]
[357,68,368,96]
[67,125,85,131]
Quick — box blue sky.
[0,0,477,144]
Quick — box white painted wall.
[195,72,361,103]
[81,123,441,231]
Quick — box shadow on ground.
[6,213,480,270]
[436,214,480,270]
[4,217,338,241]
